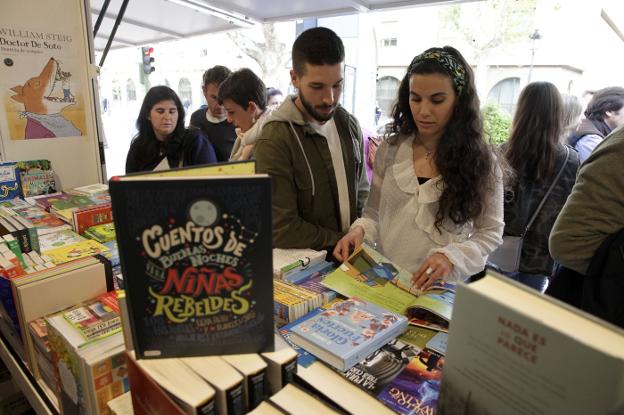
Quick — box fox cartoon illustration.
[9,57,81,139]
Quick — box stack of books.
[45,291,129,414]
[110,162,302,414]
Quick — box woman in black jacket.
[499,82,580,292]
[126,86,217,173]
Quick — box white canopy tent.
[91,0,474,52]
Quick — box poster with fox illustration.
[2,51,86,139]
[1,0,88,141]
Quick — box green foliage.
[482,103,512,145]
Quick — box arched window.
[487,77,520,114]
[112,80,122,101]
[178,78,193,112]
[376,76,400,119]
[126,79,136,101]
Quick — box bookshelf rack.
[0,332,59,415]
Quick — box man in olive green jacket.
[549,125,624,274]
[255,27,369,251]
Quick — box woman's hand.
[333,226,365,262]
[411,253,454,291]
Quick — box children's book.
[44,239,109,265]
[26,192,70,211]
[12,205,69,233]
[109,165,274,358]
[289,298,408,371]
[0,162,21,202]
[62,291,121,342]
[377,349,444,415]
[16,159,56,197]
[72,203,113,235]
[322,244,456,320]
[84,223,116,243]
[278,308,323,368]
[67,183,108,197]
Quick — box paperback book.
[377,348,444,415]
[0,162,21,201]
[437,272,624,415]
[289,298,408,371]
[322,243,456,321]
[341,338,420,396]
[109,168,274,358]
[16,159,56,197]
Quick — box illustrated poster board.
[0,0,102,189]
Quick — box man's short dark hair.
[202,65,231,87]
[585,86,624,121]
[218,68,266,110]
[292,27,345,75]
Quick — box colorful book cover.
[16,159,56,197]
[322,244,457,320]
[342,338,420,396]
[62,292,121,342]
[109,174,274,358]
[84,222,116,243]
[30,192,71,211]
[0,162,21,201]
[44,239,109,265]
[72,203,113,235]
[89,352,129,414]
[12,205,68,230]
[39,228,85,251]
[278,308,323,368]
[377,349,444,415]
[100,240,119,268]
[290,298,408,371]
[50,195,94,211]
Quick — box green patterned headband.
[409,50,466,96]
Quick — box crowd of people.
[124,27,624,321]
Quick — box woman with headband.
[334,46,504,290]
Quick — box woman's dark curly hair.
[388,46,496,231]
[131,85,186,168]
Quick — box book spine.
[225,383,246,415]
[246,371,267,410]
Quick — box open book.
[321,243,455,325]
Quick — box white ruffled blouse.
[351,134,504,282]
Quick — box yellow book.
[44,239,109,265]
[124,160,255,179]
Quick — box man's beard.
[299,90,337,122]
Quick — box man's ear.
[247,101,258,114]
[290,69,300,90]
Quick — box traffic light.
[141,46,155,75]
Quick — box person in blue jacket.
[568,87,624,162]
[126,86,217,173]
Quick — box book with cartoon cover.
[289,298,408,371]
[322,243,456,326]
[109,165,273,358]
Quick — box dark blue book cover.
[109,175,273,358]
[377,349,443,415]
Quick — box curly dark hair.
[388,46,495,231]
